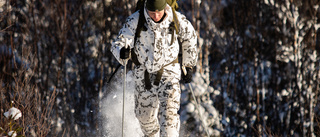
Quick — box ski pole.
[122,39,128,137]
[182,66,210,137]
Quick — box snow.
[186,103,195,113]
[0,0,5,8]
[100,70,143,137]
[100,69,216,137]
[2,107,22,137]
[4,107,22,121]
[1,0,319,136]
[8,131,17,137]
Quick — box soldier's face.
[147,10,165,22]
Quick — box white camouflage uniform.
[111,4,197,137]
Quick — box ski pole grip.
[123,38,129,65]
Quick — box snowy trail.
[101,70,143,137]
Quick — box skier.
[110,0,197,136]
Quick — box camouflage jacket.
[111,4,197,74]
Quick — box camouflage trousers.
[134,64,181,137]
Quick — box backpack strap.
[131,50,141,66]
[136,0,145,12]
[153,58,178,87]
[172,11,180,34]
[145,69,152,90]
[168,0,180,34]
[134,9,147,44]
[145,57,178,90]
[169,22,176,45]
[131,7,146,66]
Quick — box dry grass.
[0,46,57,137]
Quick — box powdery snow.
[100,70,143,137]
[4,107,22,121]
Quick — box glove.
[120,46,130,59]
[182,67,193,83]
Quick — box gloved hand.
[182,67,193,83]
[120,46,130,59]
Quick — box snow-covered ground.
[99,69,200,137]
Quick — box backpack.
[131,0,182,90]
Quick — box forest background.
[1,0,320,136]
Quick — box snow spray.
[100,70,143,137]
[100,68,189,137]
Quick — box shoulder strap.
[135,9,146,41]
[135,0,145,12]
[167,0,180,34]
[171,10,180,34]
[131,7,146,66]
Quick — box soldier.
[111,0,197,136]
